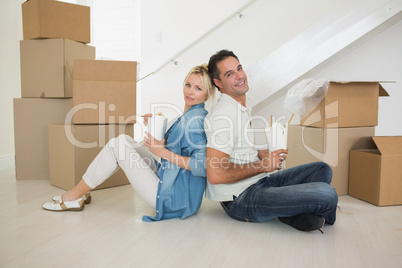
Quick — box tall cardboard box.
[286,125,375,195]
[349,136,402,206]
[301,82,389,128]
[72,60,137,124]
[13,98,73,180]
[49,124,134,190]
[22,0,90,43]
[20,39,95,98]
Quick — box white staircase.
[246,0,402,114]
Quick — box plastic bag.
[283,78,330,117]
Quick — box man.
[204,49,338,232]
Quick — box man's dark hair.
[207,49,239,89]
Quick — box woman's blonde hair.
[183,64,215,101]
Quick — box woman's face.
[183,73,207,108]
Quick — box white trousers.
[83,134,160,209]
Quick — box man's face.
[214,56,249,98]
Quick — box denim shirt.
[142,103,208,222]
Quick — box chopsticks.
[288,113,294,125]
[269,113,294,127]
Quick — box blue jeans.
[221,162,338,225]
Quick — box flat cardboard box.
[286,125,375,195]
[22,0,90,43]
[20,39,95,98]
[13,98,73,180]
[349,136,402,206]
[300,82,389,128]
[72,60,137,124]
[48,124,133,190]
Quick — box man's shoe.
[278,214,325,233]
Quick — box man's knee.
[320,182,338,206]
[315,162,333,183]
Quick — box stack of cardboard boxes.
[14,0,136,191]
[287,81,402,206]
[14,0,93,181]
[286,82,390,196]
[48,59,137,190]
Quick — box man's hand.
[259,149,288,172]
[206,148,288,185]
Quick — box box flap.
[378,84,389,97]
[372,136,402,155]
[331,81,390,97]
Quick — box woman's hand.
[143,113,152,126]
[144,131,168,158]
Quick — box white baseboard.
[0,154,15,171]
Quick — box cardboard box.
[72,60,137,124]
[22,0,90,43]
[20,39,95,98]
[286,125,375,195]
[300,82,389,128]
[349,136,402,206]
[13,98,73,180]
[48,124,134,190]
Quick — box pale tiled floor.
[1,168,401,268]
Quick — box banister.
[137,0,257,82]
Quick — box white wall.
[255,20,402,136]
[139,0,350,121]
[1,0,400,171]
[0,0,24,170]
[85,0,140,61]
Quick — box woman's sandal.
[42,196,85,212]
[52,192,91,204]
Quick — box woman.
[42,64,215,222]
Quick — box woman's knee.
[117,134,131,143]
[107,134,132,147]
